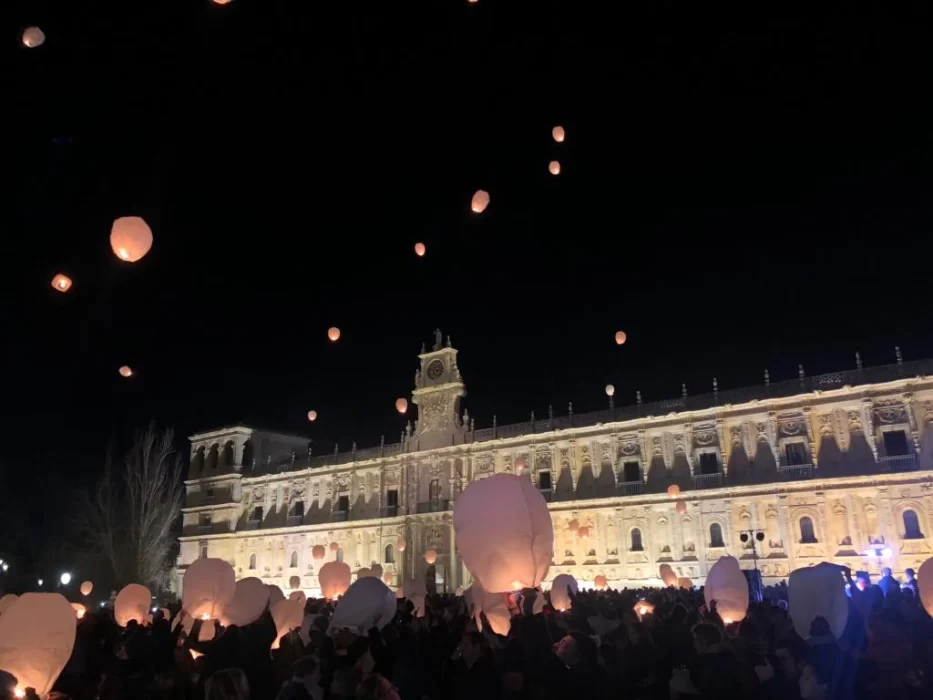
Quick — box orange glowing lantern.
[594,575,608,590]
[51,274,72,293]
[212,0,234,5]
[568,519,580,533]
[414,242,426,257]
[329,542,339,553]
[119,366,133,378]
[110,216,153,263]
[634,600,655,619]
[514,456,527,474]
[577,526,590,540]
[397,538,407,552]
[552,126,565,143]
[328,327,340,342]
[312,545,326,561]
[548,161,561,176]
[424,550,437,565]
[307,410,318,422]
[667,484,680,497]
[395,398,408,414]
[79,581,93,596]
[615,330,627,345]
[383,571,394,586]
[71,603,86,620]
[471,190,490,214]
[676,501,687,515]
[22,27,46,48]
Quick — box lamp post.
[739,529,766,602]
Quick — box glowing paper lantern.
[182,559,236,621]
[70,603,86,620]
[289,576,301,590]
[552,126,565,143]
[677,577,693,590]
[667,484,680,497]
[704,556,749,623]
[319,561,352,600]
[383,571,394,586]
[788,562,849,639]
[414,242,426,257]
[548,161,561,176]
[119,365,133,378]
[212,0,234,5]
[454,473,554,593]
[220,577,269,627]
[114,584,151,627]
[289,590,307,607]
[327,327,340,342]
[0,594,19,615]
[370,564,383,580]
[472,583,510,636]
[79,581,93,596]
[51,274,72,293]
[676,501,687,515]
[568,519,580,533]
[916,557,933,617]
[330,577,396,634]
[0,593,75,696]
[577,526,590,540]
[357,567,372,579]
[267,585,286,607]
[514,457,527,474]
[594,575,608,591]
[396,398,408,414]
[329,542,339,553]
[312,545,326,560]
[549,574,577,611]
[110,216,153,263]
[659,564,678,587]
[605,384,615,397]
[270,598,304,649]
[307,410,318,422]
[397,538,407,552]
[471,190,490,214]
[615,330,627,345]
[634,600,655,620]
[21,27,46,48]
[424,550,437,565]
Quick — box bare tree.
[76,424,184,589]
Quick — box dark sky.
[2,1,932,553]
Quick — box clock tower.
[411,329,467,451]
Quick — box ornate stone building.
[177,336,933,596]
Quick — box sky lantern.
[918,557,933,618]
[471,190,490,214]
[212,0,234,5]
[220,577,268,627]
[414,242,426,257]
[514,456,527,474]
[594,575,608,591]
[383,571,393,586]
[577,526,590,540]
[70,603,86,620]
[788,562,849,639]
[397,537,407,552]
[678,577,693,590]
[182,558,236,621]
[548,161,561,176]
[667,484,680,497]
[0,593,75,696]
[289,576,301,590]
[605,384,615,397]
[270,598,304,650]
[329,542,339,553]
[675,501,687,515]
[289,590,307,607]
[80,581,93,596]
[21,27,46,48]
[319,561,352,600]
[327,327,340,342]
[395,398,408,414]
[615,330,627,345]
[330,576,397,634]
[549,573,577,611]
[634,600,655,620]
[704,556,749,624]
[552,125,565,143]
[110,216,153,263]
[312,544,326,560]
[659,564,678,587]
[119,366,133,378]
[424,550,437,565]
[51,274,72,293]
[307,410,317,422]
[454,473,554,592]
[114,584,151,627]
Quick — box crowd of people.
[2,566,931,700]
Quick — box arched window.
[192,446,205,473]
[241,440,254,469]
[799,516,817,543]
[336,548,344,563]
[709,523,725,548]
[222,441,234,467]
[385,544,395,564]
[903,509,924,539]
[630,528,643,551]
[290,551,298,568]
[249,553,257,570]
[206,444,219,471]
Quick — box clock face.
[426,360,444,380]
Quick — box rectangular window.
[698,453,719,475]
[292,500,304,518]
[386,489,399,507]
[883,430,909,457]
[538,471,552,491]
[429,480,441,501]
[784,443,808,465]
[199,513,212,527]
[338,495,349,512]
[622,461,640,482]
[205,485,214,500]
[250,506,263,522]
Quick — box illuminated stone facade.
[177,336,933,595]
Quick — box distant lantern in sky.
[22,26,46,48]
[424,550,437,565]
[676,501,687,515]
[667,484,680,497]
[577,526,590,540]
[548,161,561,176]
[329,542,339,553]
[514,457,527,474]
[312,545,325,561]
[605,384,615,397]
[212,0,234,4]
[119,366,133,378]
[552,126,565,143]
[80,581,93,596]
[395,398,408,414]
[327,327,340,342]
[110,216,153,263]
[396,538,407,552]
[594,575,608,590]
[307,410,317,422]
[471,190,490,214]
[414,242,426,257]
[51,274,72,293]
[615,330,627,345]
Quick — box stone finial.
[446,335,452,348]
[713,378,718,393]
[290,450,296,466]
[333,443,339,456]
[433,328,442,351]
[855,352,863,370]
[492,414,497,429]
[380,434,385,447]
[636,390,642,405]
[682,383,687,399]
[568,402,573,416]
[895,346,903,364]
[798,364,805,380]
[420,341,426,354]
[351,441,357,454]
[764,369,770,386]
[548,404,554,422]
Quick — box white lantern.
[307,410,318,422]
[568,519,580,533]
[21,27,46,49]
[330,576,396,634]
[329,542,339,553]
[594,575,608,591]
[383,571,394,586]
[514,457,527,474]
[605,384,615,397]
[270,598,304,650]
[704,556,749,623]
[471,190,490,214]
[397,538,407,552]
[918,557,933,618]
[182,558,236,621]
[788,562,849,639]
[455,586,464,596]
[220,577,269,627]
[659,564,677,587]
[424,550,437,565]
[552,125,565,143]
[319,561,351,600]
[114,584,151,627]
[267,585,286,607]
[472,583,510,636]
[549,574,577,611]
[110,216,153,262]
[614,330,627,345]
[395,398,408,414]
[80,581,93,596]
[454,473,554,593]
[548,161,561,175]
[0,593,75,696]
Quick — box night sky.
[2,1,932,559]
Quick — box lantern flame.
[189,649,203,660]
[14,689,25,699]
[639,607,646,615]
[511,581,523,590]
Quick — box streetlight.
[60,572,72,586]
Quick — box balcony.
[879,454,918,473]
[331,510,349,522]
[777,464,814,481]
[417,499,449,514]
[286,515,303,527]
[241,520,261,531]
[380,505,399,518]
[194,525,213,535]
[617,480,644,497]
[692,473,723,490]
